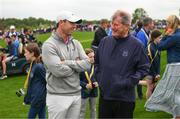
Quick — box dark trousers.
[28,104,46,119]
[137,84,143,99]
[98,96,135,119]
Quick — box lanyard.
[85,65,94,84]
[23,61,33,89]
[148,44,158,64]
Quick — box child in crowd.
[79,48,98,119]
[140,29,162,99]
[23,43,46,119]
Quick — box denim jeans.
[28,104,46,119]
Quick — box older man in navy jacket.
[95,10,150,118]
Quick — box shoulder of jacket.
[130,36,144,49]
[71,38,82,46]
[71,38,79,43]
[129,35,140,43]
[102,36,112,42]
[33,63,45,71]
[43,36,59,47]
[137,30,145,37]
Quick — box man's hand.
[86,83,93,90]
[60,60,65,64]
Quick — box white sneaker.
[0,75,7,80]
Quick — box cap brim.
[75,19,82,24]
[68,16,82,24]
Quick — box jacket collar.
[52,31,73,44]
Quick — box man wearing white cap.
[7,25,19,42]
[42,11,92,119]
[9,25,17,37]
[10,25,15,30]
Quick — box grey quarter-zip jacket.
[42,32,91,95]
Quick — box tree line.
[0,17,56,30]
[1,8,167,30]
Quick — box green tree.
[132,8,148,24]
[0,17,55,30]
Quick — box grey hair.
[111,10,131,25]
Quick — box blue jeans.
[28,104,46,119]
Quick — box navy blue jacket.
[80,65,98,99]
[24,62,46,108]
[95,35,150,102]
[158,28,180,64]
[147,42,160,78]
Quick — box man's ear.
[57,20,65,28]
[59,20,65,24]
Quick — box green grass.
[0,31,171,118]
[35,31,94,48]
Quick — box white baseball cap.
[56,11,82,24]
[10,25,15,29]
